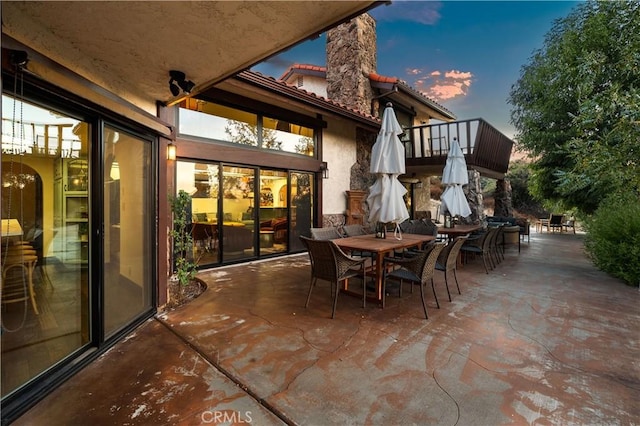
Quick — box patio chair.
[300,236,368,319]
[562,217,576,234]
[435,235,468,301]
[460,226,497,274]
[340,224,375,260]
[548,214,564,233]
[382,242,445,319]
[490,225,505,266]
[310,227,341,241]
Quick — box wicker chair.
[340,224,375,260]
[460,227,497,274]
[382,242,445,319]
[300,236,367,319]
[489,225,505,266]
[310,227,342,241]
[435,235,468,301]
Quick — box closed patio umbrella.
[367,103,410,237]
[441,137,471,220]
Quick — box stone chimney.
[326,14,377,115]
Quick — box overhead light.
[169,70,195,96]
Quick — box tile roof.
[368,72,455,120]
[279,64,327,81]
[275,65,455,120]
[236,70,381,127]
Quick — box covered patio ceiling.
[1,1,381,111]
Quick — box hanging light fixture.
[2,50,35,190]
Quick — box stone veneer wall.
[493,179,513,217]
[463,169,484,225]
[326,14,376,114]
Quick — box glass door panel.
[176,161,220,267]
[221,166,255,262]
[103,126,153,337]
[1,95,89,397]
[290,172,313,252]
[258,169,288,255]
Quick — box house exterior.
[280,13,514,222]
[0,1,382,421]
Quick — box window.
[178,99,315,156]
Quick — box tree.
[506,160,547,217]
[224,120,282,150]
[509,0,640,214]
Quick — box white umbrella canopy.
[367,104,410,227]
[441,138,471,218]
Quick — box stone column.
[326,14,376,114]
[463,169,483,224]
[493,179,513,217]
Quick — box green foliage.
[224,120,282,150]
[169,190,197,286]
[509,0,640,214]
[584,192,640,286]
[506,160,547,217]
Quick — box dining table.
[333,233,436,304]
[437,224,482,240]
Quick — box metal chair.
[382,242,445,319]
[435,235,468,301]
[300,236,367,319]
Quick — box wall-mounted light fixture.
[169,70,195,96]
[320,161,329,179]
[167,142,177,161]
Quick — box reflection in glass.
[222,166,255,261]
[178,99,315,156]
[176,161,221,267]
[290,172,314,252]
[259,170,288,255]
[103,126,152,337]
[1,95,89,397]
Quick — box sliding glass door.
[103,126,153,337]
[175,161,313,265]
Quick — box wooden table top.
[437,224,483,235]
[333,233,435,252]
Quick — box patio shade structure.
[367,103,410,234]
[440,138,472,219]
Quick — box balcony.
[401,118,514,180]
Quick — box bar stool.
[2,250,39,315]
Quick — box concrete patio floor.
[14,231,640,425]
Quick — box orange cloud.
[406,68,422,75]
[408,68,474,101]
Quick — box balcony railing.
[401,118,514,179]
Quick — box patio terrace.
[14,231,640,425]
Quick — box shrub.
[169,190,197,286]
[584,192,640,287]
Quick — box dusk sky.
[252,1,581,142]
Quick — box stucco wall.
[322,118,358,216]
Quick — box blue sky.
[252,1,580,141]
